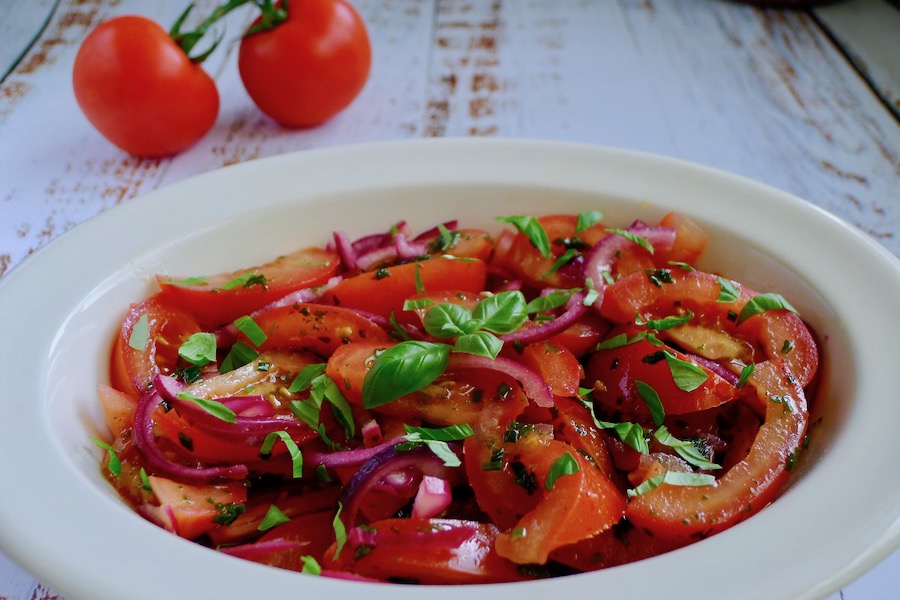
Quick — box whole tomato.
[72,16,218,157]
[238,0,372,127]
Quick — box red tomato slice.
[97,383,138,439]
[112,293,201,396]
[601,269,819,389]
[547,310,611,358]
[323,518,529,583]
[505,342,583,397]
[248,510,338,569]
[552,396,622,484]
[417,228,494,262]
[158,246,340,328]
[585,325,740,416]
[624,359,808,540]
[145,475,247,540]
[652,211,709,266]
[321,257,488,319]
[494,438,626,565]
[252,303,392,356]
[551,521,690,571]
[395,289,481,328]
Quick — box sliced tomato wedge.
[418,228,494,262]
[323,518,529,583]
[322,257,488,319]
[505,342,583,397]
[111,293,201,396]
[252,303,392,356]
[144,475,247,540]
[157,246,340,328]
[624,358,808,540]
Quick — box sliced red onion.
[338,443,460,527]
[584,225,677,312]
[411,476,453,519]
[355,234,429,271]
[499,291,587,345]
[218,539,309,559]
[395,233,429,260]
[333,230,358,270]
[132,390,248,483]
[222,395,275,418]
[361,419,384,447]
[688,354,741,387]
[413,220,459,241]
[305,436,405,469]
[447,354,554,408]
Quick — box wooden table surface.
[1,1,898,598]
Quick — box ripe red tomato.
[72,16,218,157]
[238,0,372,127]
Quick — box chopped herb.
[540,248,577,279]
[260,431,303,478]
[178,332,217,366]
[737,293,799,325]
[510,461,538,493]
[301,556,322,576]
[716,277,741,303]
[736,363,755,388]
[668,260,695,271]
[168,276,208,287]
[233,315,267,346]
[219,341,259,373]
[315,464,332,482]
[545,451,580,491]
[429,224,460,253]
[607,228,653,253]
[646,268,674,287]
[662,352,709,392]
[332,502,348,559]
[781,339,794,354]
[576,210,603,233]
[526,288,579,313]
[212,501,246,526]
[139,467,151,491]
[637,311,693,331]
[482,448,506,471]
[497,215,552,258]
[362,341,450,409]
[653,426,721,470]
[221,271,268,290]
[258,504,290,532]
[128,314,150,351]
[583,277,600,307]
[787,451,798,470]
[92,438,121,477]
[628,471,716,497]
[635,380,665,427]
[401,424,473,467]
[176,392,237,423]
[414,262,425,293]
[375,267,391,280]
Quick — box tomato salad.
[95,211,818,582]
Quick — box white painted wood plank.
[0,0,58,80]
[813,0,900,118]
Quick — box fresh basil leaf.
[388,311,412,341]
[167,276,208,287]
[176,392,237,423]
[607,228,653,253]
[289,363,327,393]
[663,352,709,392]
[258,504,290,532]
[583,277,600,307]
[422,303,473,338]
[414,262,425,293]
[540,248,578,280]
[317,376,356,439]
[545,451,580,491]
[576,210,603,233]
[403,298,435,311]
[178,332,217,366]
[260,431,303,478]
[595,331,648,350]
[526,288,579,313]
[301,556,322,576]
[332,502,347,559]
[455,331,503,359]
[737,293,799,325]
[139,467,151,491]
[289,398,322,429]
[668,261,695,272]
[736,363,755,388]
[362,341,450,409]
[473,290,528,334]
[627,471,716,497]
[219,341,259,373]
[635,380,665,427]
[716,277,741,303]
[653,426,720,470]
[637,311,693,331]
[404,423,474,441]
[497,215,552,258]
[221,271,267,290]
[92,438,121,477]
[575,397,650,454]
[128,314,150,351]
[233,315,267,347]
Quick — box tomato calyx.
[244,0,290,35]
[169,0,286,62]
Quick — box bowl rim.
[0,138,898,600]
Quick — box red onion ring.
[499,291,587,345]
[447,354,554,408]
[218,539,309,559]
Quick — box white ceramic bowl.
[1,139,898,600]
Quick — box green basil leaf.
[332,502,347,559]
[737,293,799,325]
[221,271,267,290]
[178,332,217,366]
[128,314,150,351]
[637,311,693,331]
[627,471,716,497]
[289,397,322,429]
[301,556,322,576]
[575,397,650,454]
[497,215,552,258]
[526,288,579,313]
[362,341,450,409]
[289,363,327,393]
[167,276,208,287]
[473,290,528,334]
[423,303,473,338]
[219,341,259,373]
[539,248,578,280]
[635,380,665,427]
[576,210,603,233]
[403,298,435,311]
[414,263,425,293]
[736,363,755,388]
[92,438,122,477]
[258,504,290,532]
[716,277,741,303]
[319,376,356,439]
[653,425,720,470]
[545,451,580,491]
[176,392,237,423]
[595,331,648,350]
[607,228,653,253]
[667,260,695,272]
[404,423,474,442]
[454,331,503,359]
[583,278,600,307]
[233,315,267,347]
[260,431,303,478]
[663,352,709,392]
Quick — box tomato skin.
[157,246,340,328]
[253,303,391,356]
[238,0,371,127]
[322,258,488,319]
[72,16,218,157]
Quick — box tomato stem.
[170,0,257,63]
[245,0,289,36]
